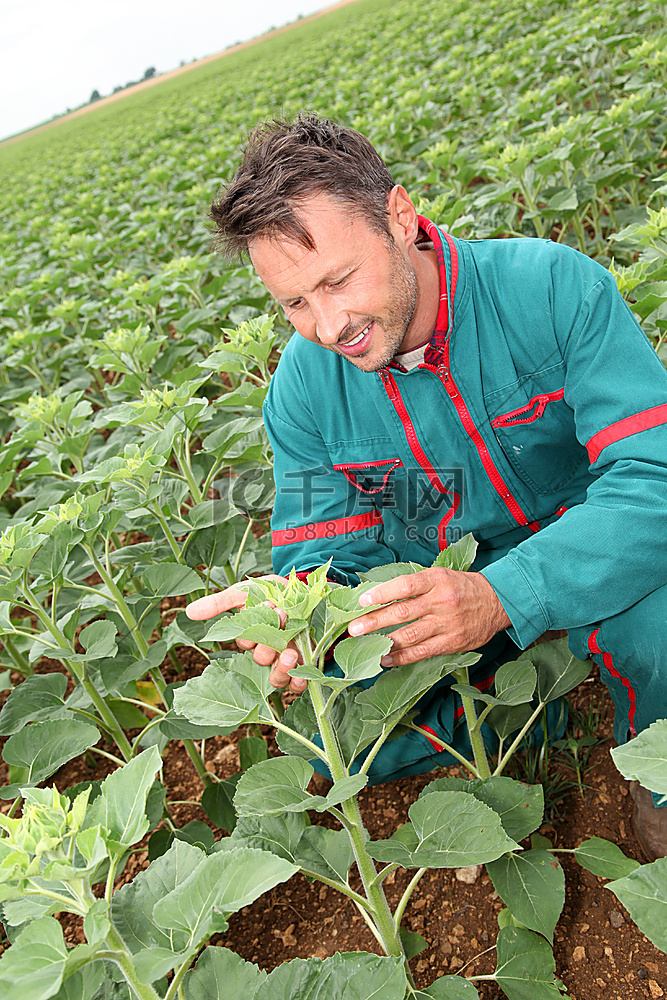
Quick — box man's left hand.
[347,567,511,666]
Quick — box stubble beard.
[338,246,418,374]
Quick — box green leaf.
[487,703,534,740]
[142,564,203,599]
[254,952,407,1000]
[431,533,478,572]
[82,899,111,945]
[0,673,68,736]
[606,857,667,952]
[610,720,667,796]
[183,946,267,1000]
[420,776,544,842]
[239,735,269,771]
[296,825,355,883]
[152,847,299,944]
[486,850,564,942]
[50,963,106,1000]
[201,774,241,833]
[172,655,274,732]
[356,652,479,728]
[334,633,392,684]
[573,837,641,879]
[78,621,118,660]
[528,639,591,703]
[493,926,566,999]
[414,977,479,998]
[234,757,366,817]
[1,720,99,797]
[111,839,204,978]
[367,791,518,868]
[227,812,308,866]
[0,915,68,1000]
[493,659,537,706]
[399,926,428,960]
[85,746,161,851]
[357,563,425,584]
[325,584,384,625]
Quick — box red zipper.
[419,351,540,534]
[379,368,460,548]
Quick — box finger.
[379,635,453,667]
[357,570,433,610]
[186,587,248,620]
[270,646,306,692]
[263,602,287,629]
[253,643,281,667]
[348,595,426,637]
[384,617,439,653]
[236,638,256,650]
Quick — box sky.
[1,0,336,141]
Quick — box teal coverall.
[263,218,667,784]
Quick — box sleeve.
[481,252,667,648]
[263,362,396,585]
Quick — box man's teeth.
[346,325,370,347]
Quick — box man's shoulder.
[460,234,609,285]
[265,331,365,420]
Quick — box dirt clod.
[610,910,625,928]
[455,865,482,884]
[649,982,665,998]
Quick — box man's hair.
[210,113,396,258]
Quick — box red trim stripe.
[272,510,383,546]
[492,389,565,428]
[588,627,637,737]
[586,403,667,464]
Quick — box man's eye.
[285,299,303,311]
[330,276,348,288]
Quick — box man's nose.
[311,297,347,345]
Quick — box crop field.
[0,0,666,997]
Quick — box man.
[187,113,667,859]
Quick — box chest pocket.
[489,388,589,495]
[333,458,404,506]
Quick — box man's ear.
[387,185,419,249]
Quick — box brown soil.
[1,657,665,998]
[0,0,364,148]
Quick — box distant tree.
[89,89,101,103]
[143,67,156,79]
[113,85,123,93]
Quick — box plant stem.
[406,724,481,778]
[149,503,185,563]
[493,700,545,776]
[394,868,428,930]
[1,636,32,675]
[21,580,134,760]
[102,925,162,1000]
[453,667,491,779]
[308,679,405,963]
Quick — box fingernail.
[359,592,373,607]
[348,621,364,636]
[282,650,298,665]
[293,679,307,690]
[381,655,393,667]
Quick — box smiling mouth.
[337,322,373,356]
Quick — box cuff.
[480,556,549,650]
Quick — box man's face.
[249,194,418,372]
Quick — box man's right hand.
[185,577,307,693]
